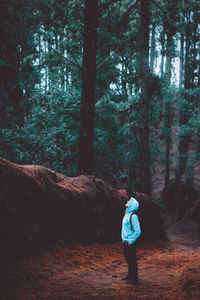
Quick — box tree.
[163,4,174,186]
[177,0,200,180]
[138,0,151,196]
[0,0,38,128]
[78,0,98,175]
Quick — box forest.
[0,0,199,195]
[0,0,200,299]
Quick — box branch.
[97,0,140,57]
[65,80,80,106]
[97,36,137,69]
[64,44,82,71]
[118,49,140,63]
[150,0,165,14]
[116,0,140,27]
[53,49,81,71]
[150,0,177,28]
[95,79,114,99]
[120,72,143,82]
[99,0,120,10]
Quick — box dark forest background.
[0,0,200,201]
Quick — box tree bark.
[160,29,165,78]
[164,30,173,186]
[78,0,98,175]
[138,0,151,196]
[178,6,191,180]
[160,28,165,120]
[179,0,184,89]
[150,24,156,72]
[165,102,171,186]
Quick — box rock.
[162,179,199,219]
[185,198,200,221]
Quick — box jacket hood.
[127,197,139,213]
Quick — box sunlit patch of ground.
[0,219,199,300]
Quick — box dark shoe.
[122,275,131,281]
[126,279,138,285]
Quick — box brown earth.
[0,217,199,300]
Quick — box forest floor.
[0,217,200,300]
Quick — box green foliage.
[0,0,39,126]
[189,113,200,137]
[94,93,138,184]
[0,0,200,193]
[0,89,80,176]
[177,125,192,139]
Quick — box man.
[121,196,141,284]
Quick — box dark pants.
[123,241,138,282]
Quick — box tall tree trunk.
[78,0,98,175]
[138,0,151,196]
[128,65,133,96]
[160,28,165,78]
[150,24,156,72]
[122,64,128,100]
[178,7,191,180]
[179,0,184,89]
[45,40,48,93]
[160,29,165,121]
[39,33,42,90]
[177,0,185,181]
[59,31,65,91]
[164,102,171,185]
[198,46,200,86]
[164,32,173,186]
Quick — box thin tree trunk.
[45,40,48,93]
[59,31,65,91]
[178,8,191,180]
[128,65,133,96]
[160,28,165,120]
[198,46,200,86]
[164,32,173,186]
[138,0,151,196]
[150,24,156,72]
[160,29,165,78]
[177,0,185,181]
[38,33,42,90]
[165,102,171,185]
[179,0,184,89]
[78,0,98,175]
[122,64,128,100]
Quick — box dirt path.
[0,219,200,300]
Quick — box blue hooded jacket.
[121,197,141,244]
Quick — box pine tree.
[78,0,98,175]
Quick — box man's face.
[125,200,130,208]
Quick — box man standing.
[121,196,141,284]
